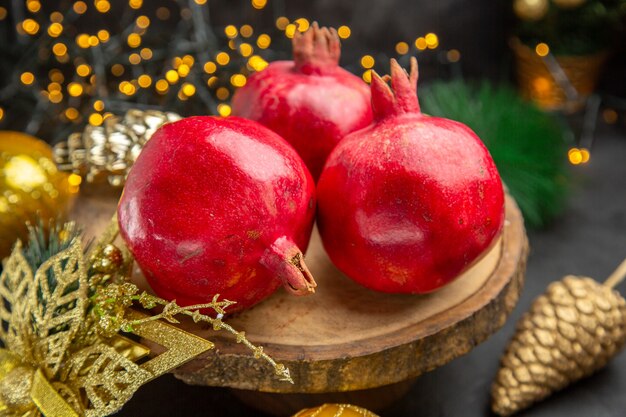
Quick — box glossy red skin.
[231,61,373,180]
[317,113,505,293]
[118,116,316,312]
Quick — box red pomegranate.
[231,23,373,181]
[118,116,317,313]
[317,58,505,294]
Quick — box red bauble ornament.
[118,116,317,313]
[231,23,373,181]
[317,58,505,294]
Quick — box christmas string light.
[0,1,457,144]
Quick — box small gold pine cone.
[54,109,181,186]
[491,275,626,416]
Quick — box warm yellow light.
[256,34,271,49]
[216,87,230,100]
[415,37,427,50]
[239,43,253,57]
[48,82,61,92]
[22,19,40,35]
[295,18,310,32]
[172,57,182,69]
[216,52,230,65]
[88,36,99,46]
[194,0,207,4]
[231,74,247,87]
[48,90,63,103]
[218,104,232,117]
[156,7,170,20]
[73,1,87,14]
[136,15,150,29]
[165,70,179,84]
[204,61,217,74]
[0,108,4,121]
[580,148,590,163]
[129,0,143,9]
[68,173,82,187]
[26,0,41,13]
[138,74,152,88]
[89,113,103,126]
[95,0,111,13]
[127,33,141,48]
[76,34,90,48]
[119,81,136,95]
[182,83,196,96]
[252,0,267,9]
[207,76,218,88]
[568,148,582,165]
[360,55,375,69]
[285,24,296,38]
[535,42,550,57]
[337,26,351,39]
[65,107,79,120]
[177,64,190,77]
[111,64,125,76]
[129,53,141,65]
[0,8,7,21]
[276,17,289,30]
[225,25,238,38]
[240,24,254,38]
[20,72,35,86]
[425,33,439,49]
[49,69,63,82]
[228,39,237,50]
[532,77,551,93]
[140,47,153,60]
[93,100,105,111]
[50,12,63,23]
[76,64,90,77]
[447,49,461,62]
[155,79,169,93]
[52,43,67,56]
[182,55,194,66]
[5,155,47,191]
[395,41,409,55]
[362,70,372,83]
[603,109,618,124]
[48,22,63,37]
[248,55,268,71]
[67,82,83,97]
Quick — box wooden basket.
[511,38,608,113]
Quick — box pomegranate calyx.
[293,22,340,74]
[260,236,317,296]
[371,57,421,121]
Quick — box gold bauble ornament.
[491,260,626,416]
[552,0,586,8]
[513,0,549,21]
[0,131,75,258]
[293,404,379,417]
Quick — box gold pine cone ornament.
[491,260,626,415]
[53,109,180,187]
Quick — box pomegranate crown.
[292,22,340,74]
[371,57,421,121]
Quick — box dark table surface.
[117,121,626,417]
